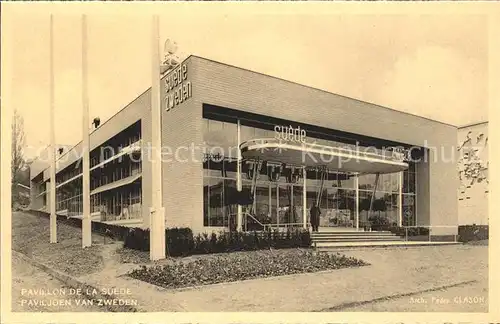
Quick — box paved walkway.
[79,244,487,312]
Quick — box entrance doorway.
[251,181,303,229]
[276,183,302,227]
[318,187,356,231]
[306,171,357,231]
[246,166,357,231]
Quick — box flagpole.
[49,14,57,243]
[81,14,92,248]
[150,15,166,260]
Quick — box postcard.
[1,2,498,323]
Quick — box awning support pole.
[276,184,280,228]
[355,173,359,231]
[368,173,380,229]
[236,119,242,231]
[250,159,260,215]
[302,166,307,229]
[398,171,403,227]
[316,167,326,207]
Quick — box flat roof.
[458,121,488,129]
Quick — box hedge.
[124,227,312,257]
[28,210,311,257]
[458,225,488,242]
[389,225,489,242]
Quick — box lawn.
[128,249,368,289]
[11,211,109,277]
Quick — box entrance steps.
[311,230,404,245]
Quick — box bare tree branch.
[12,109,29,207]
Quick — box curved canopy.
[240,138,408,174]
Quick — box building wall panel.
[416,154,430,227]
[161,57,204,232]
[428,137,459,235]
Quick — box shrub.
[368,214,390,225]
[167,228,194,257]
[92,221,129,241]
[124,228,150,251]
[458,225,488,242]
[408,227,430,236]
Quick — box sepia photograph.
[1,2,498,323]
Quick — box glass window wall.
[202,117,418,229]
[402,162,417,226]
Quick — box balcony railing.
[54,139,143,189]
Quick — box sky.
[5,6,489,159]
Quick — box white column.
[355,173,359,230]
[236,119,242,231]
[368,173,380,215]
[302,166,307,229]
[81,14,92,248]
[149,15,166,260]
[49,14,57,243]
[398,171,403,227]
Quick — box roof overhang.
[240,139,408,174]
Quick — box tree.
[11,109,29,207]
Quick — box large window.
[203,160,238,227]
[359,173,399,227]
[305,169,357,228]
[358,163,417,227]
[402,162,417,226]
[54,120,143,221]
[203,119,238,226]
[89,184,142,221]
[202,116,418,229]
